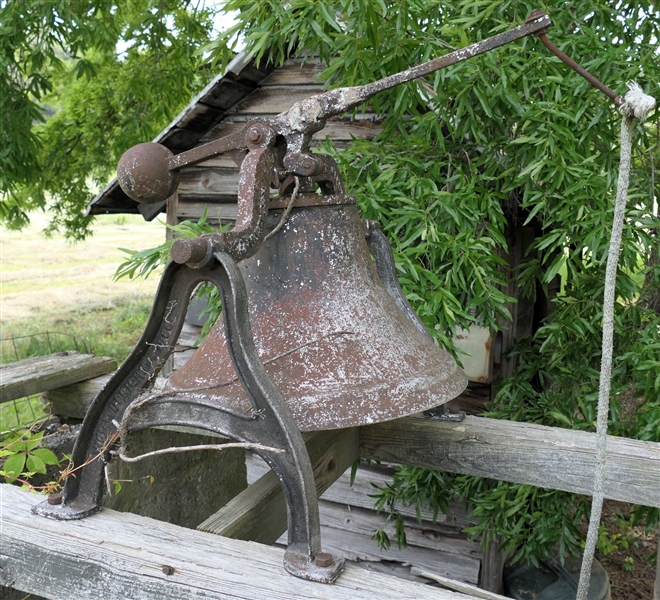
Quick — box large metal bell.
[165,202,467,431]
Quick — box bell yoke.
[34,12,558,583]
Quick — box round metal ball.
[117,142,180,204]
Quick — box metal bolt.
[171,237,208,265]
[47,492,63,505]
[162,565,175,575]
[314,552,334,568]
[248,128,263,144]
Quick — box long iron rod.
[537,33,623,105]
[321,12,553,117]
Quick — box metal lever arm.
[272,12,552,150]
[170,122,277,265]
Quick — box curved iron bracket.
[33,253,344,584]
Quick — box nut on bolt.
[314,552,334,568]
[247,128,263,144]
[47,492,63,505]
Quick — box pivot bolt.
[248,128,263,144]
[314,552,334,568]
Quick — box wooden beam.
[0,353,116,404]
[0,484,474,600]
[198,428,359,543]
[41,373,112,419]
[360,415,660,508]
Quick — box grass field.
[1,211,163,326]
[1,211,166,429]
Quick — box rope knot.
[619,81,656,121]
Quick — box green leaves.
[1,0,219,239]
[115,210,217,280]
[1,430,62,482]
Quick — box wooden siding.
[173,58,384,227]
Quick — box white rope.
[575,82,655,600]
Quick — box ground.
[592,501,658,600]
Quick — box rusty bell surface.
[165,201,467,431]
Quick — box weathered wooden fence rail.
[1,409,658,598]
[361,415,660,508]
[0,484,474,600]
[199,413,660,546]
[0,352,116,404]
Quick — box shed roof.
[86,53,275,220]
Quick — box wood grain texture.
[42,373,112,419]
[0,353,116,403]
[411,568,509,600]
[312,520,480,585]
[177,202,238,221]
[198,428,359,543]
[200,116,383,145]
[360,415,660,507]
[227,86,324,115]
[0,484,474,600]
[260,59,325,86]
[178,167,240,196]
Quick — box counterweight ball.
[117,142,180,204]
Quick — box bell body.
[166,203,467,431]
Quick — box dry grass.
[1,211,163,325]
[1,212,167,430]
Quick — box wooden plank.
[178,167,240,196]
[177,202,238,221]
[315,501,480,559]
[411,568,509,600]
[312,464,474,531]
[360,415,660,508]
[304,523,481,585]
[477,533,507,593]
[1,485,475,600]
[246,455,475,532]
[228,86,324,115]
[42,373,112,419]
[198,428,359,543]
[0,353,117,404]
[175,102,225,133]
[198,78,257,111]
[159,127,205,152]
[199,116,383,145]
[44,377,168,421]
[260,60,325,86]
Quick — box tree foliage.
[208,0,659,562]
[1,0,217,238]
